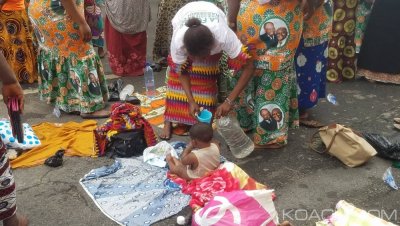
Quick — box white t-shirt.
[170,1,243,64]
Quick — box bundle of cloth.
[167,161,272,211]
[95,102,157,156]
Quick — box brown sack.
[310,124,377,167]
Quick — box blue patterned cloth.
[295,39,328,110]
[80,157,190,226]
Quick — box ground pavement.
[0,0,400,225]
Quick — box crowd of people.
[0,0,399,224]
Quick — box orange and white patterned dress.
[29,0,109,113]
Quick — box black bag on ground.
[106,130,147,158]
[363,133,400,160]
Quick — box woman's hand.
[189,101,200,119]
[215,101,233,118]
[2,82,24,113]
[79,22,92,42]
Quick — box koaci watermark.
[281,208,400,223]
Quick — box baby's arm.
[181,144,199,171]
[180,141,194,160]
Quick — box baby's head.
[189,122,213,147]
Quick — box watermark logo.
[281,208,399,223]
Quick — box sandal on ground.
[254,143,284,150]
[173,124,191,136]
[156,57,168,67]
[394,118,400,124]
[81,109,110,119]
[394,124,400,131]
[300,119,325,128]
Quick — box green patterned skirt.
[229,66,299,146]
[37,51,109,113]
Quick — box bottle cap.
[176,216,186,225]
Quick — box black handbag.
[106,129,147,158]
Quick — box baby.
[166,123,220,180]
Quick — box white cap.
[176,216,186,225]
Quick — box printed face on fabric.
[259,18,289,50]
[258,104,284,124]
[236,0,303,71]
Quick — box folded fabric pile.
[134,86,167,128]
[11,120,98,168]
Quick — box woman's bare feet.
[98,47,105,58]
[3,212,28,226]
[299,110,309,120]
[159,121,172,140]
[80,109,110,119]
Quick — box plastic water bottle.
[144,63,155,98]
[119,84,134,101]
[217,116,254,159]
[53,106,61,118]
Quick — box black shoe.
[108,79,123,102]
[45,149,65,167]
[125,96,141,106]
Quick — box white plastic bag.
[143,141,178,167]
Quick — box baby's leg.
[166,155,191,180]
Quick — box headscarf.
[104,0,151,34]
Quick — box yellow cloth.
[11,120,98,168]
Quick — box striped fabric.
[164,54,221,125]
[0,139,16,220]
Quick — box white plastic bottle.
[144,63,156,98]
[217,116,254,159]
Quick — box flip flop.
[300,119,325,128]
[173,124,190,136]
[394,118,400,124]
[81,110,110,119]
[159,134,171,141]
[254,144,284,150]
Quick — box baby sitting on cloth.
[166,123,220,180]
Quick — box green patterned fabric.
[233,0,302,146]
[355,0,374,53]
[229,66,299,146]
[37,52,109,113]
[29,0,109,113]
